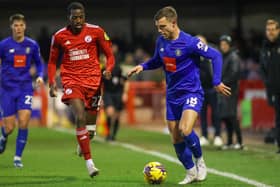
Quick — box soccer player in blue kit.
[0,14,44,168]
[128,6,231,184]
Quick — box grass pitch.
[0,127,279,187]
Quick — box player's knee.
[180,125,192,136]
[172,137,184,144]
[18,120,29,129]
[4,124,15,134]
[106,106,115,116]
[171,134,184,144]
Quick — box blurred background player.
[102,54,129,141]
[197,35,223,147]
[260,19,280,153]
[128,6,231,184]
[0,14,44,167]
[218,35,243,150]
[48,2,115,177]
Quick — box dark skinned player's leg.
[86,111,97,139]
[76,110,97,156]
[69,98,99,177]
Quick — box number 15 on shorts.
[186,97,198,107]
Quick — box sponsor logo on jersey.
[14,55,27,67]
[104,32,110,40]
[69,49,90,61]
[25,47,30,54]
[65,88,73,95]
[9,48,15,53]
[163,57,176,72]
[175,49,182,56]
[84,35,92,43]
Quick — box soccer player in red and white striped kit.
[48,2,115,177]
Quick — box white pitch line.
[53,127,273,187]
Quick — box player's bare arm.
[127,65,143,77]
[214,82,231,96]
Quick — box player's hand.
[127,65,143,77]
[214,82,231,96]
[36,77,44,87]
[103,70,112,80]
[49,84,58,97]
[122,92,128,103]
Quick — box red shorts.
[61,85,102,111]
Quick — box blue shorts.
[0,89,33,117]
[166,92,204,121]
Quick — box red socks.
[76,127,91,160]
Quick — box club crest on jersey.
[25,47,31,54]
[65,88,73,95]
[65,40,71,45]
[84,35,92,43]
[160,48,164,52]
[175,49,182,56]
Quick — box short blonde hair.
[154,6,177,22]
[9,14,25,25]
[266,19,279,29]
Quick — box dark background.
[0,0,279,76]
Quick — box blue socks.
[174,142,194,169]
[183,130,202,159]
[15,128,28,157]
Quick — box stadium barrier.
[26,80,275,130]
[125,80,275,130]
[31,85,48,126]
[126,81,165,125]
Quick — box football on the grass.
[143,161,167,184]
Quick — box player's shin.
[183,130,202,159]
[15,128,28,157]
[111,118,119,140]
[76,127,92,160]
[174,142,195,169]
[76,127,99,177]
[1,126,8,140]
[0,126,8,153]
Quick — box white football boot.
[86,159,99,177]
[14,156,24,168]
[196,157,207,181]
[178,166,197,185]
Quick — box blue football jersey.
[141,31,222,103]
[0,36,44,92]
